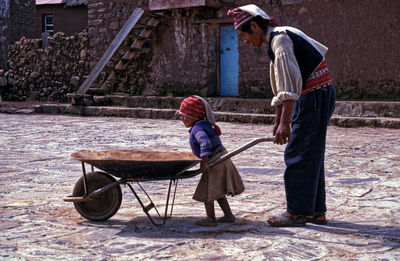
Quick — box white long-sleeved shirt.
[269,32,302,107]
[268,27,328,107]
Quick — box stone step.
[67,94,400,118]
[1,102,399,129]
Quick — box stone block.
[41,104,60,114]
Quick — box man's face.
[238,22,264,48]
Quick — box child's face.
[181,115,196,128]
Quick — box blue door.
[220,25,239,96]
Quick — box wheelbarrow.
[64,137,275,225]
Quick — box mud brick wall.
[36,5,88,37]
[5,32,90,101]
[277,0,400,100]
[229,0,400,100]
[224,0,400,99]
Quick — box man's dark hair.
[238,16,270,33]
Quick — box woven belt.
[302,60,332,94]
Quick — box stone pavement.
[0,114,399,260]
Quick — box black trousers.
[284,85,336,216]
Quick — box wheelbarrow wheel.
[72,171,122,221]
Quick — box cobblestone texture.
[0,114,399,260]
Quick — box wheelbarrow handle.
[209,136,275,168]
[176,137,275,178]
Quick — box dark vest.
[267,30,323,87]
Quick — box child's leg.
[195,200,217,226]
[216,196,235,222]
[204,200,216,221]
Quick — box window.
[44,15,54,34]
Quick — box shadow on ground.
[76,216,400,245]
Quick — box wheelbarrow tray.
[71,150,200,180]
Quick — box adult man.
[228,4,336,226]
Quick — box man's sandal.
[267,212,306,227]
[306,212,328,225]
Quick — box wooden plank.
[119,18,161,67]
[131,18,160,48]
[126,34,148,40]
[149,0,221,10]
[133,24,154,29]
[144,11,164,18]
[76,8,145,94]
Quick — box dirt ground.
[0,114,399,260]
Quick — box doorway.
[219,25,239,96]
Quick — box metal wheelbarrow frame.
[64,137,274,226]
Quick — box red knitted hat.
[179,96,206,120]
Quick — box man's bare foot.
[195,218,218,226]
[217,215,236,223]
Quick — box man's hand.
[200,156,209,174]
[274,121,291,145]
[273,100,295,145]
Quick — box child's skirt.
[193,148,244,202]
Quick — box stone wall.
[0,0,10,69]
[9,0,36,41]
[0,0,36,69]
[86,0,147,92]
[87,1,218,96]
[5,32,90,101]
[148,8,219,96]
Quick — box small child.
[179,95,244,226]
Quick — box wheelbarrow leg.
[81,162,88,196]
[168,179,179,219]
[79,161,95,197]
[163,179,177,220]
[126,179,179,226]
[126,183,163,226]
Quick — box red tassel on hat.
[213,124,222,136]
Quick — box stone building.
[0,0,36,69]
[4,0,400,101]
[86,0,400,99]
